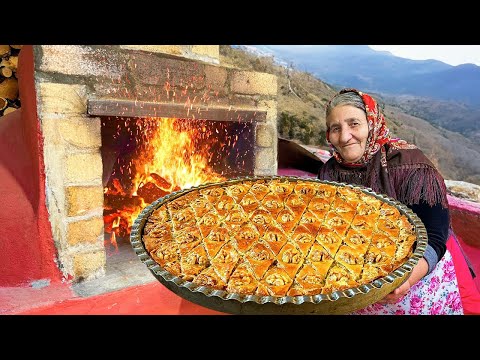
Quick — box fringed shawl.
[318,140,449,209]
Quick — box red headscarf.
[326,88,391,166]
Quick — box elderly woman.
[318,88,465,314]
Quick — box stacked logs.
[0,45,22,117]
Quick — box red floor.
[5,233,476,315]
[8,281,225,315]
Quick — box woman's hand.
[378,257,429,304]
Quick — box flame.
[103,117,226,252]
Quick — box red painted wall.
[0,46,63,286]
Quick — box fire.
[103,117,226,253]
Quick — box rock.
[445,180,480,203]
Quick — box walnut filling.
[266,273,289,286]
[195,274,220,287]
[239,230,257,240]
[328,272,350,282]
[250,249,271,261]
[287,196,304,207]
[273,184,290,194]
[380,208,397,217]
[168,198,189,210]
[329,217,346,227]
[357,204,375,215]
[176,231,200,244]
[209,229,228,242]
[172,209,194,222]
[225,211,246,224]
[147,224,171,237]
[191,197,209,209]
[303,274,323,285]
[216,249,239,264]
[278,212,294,223]
[309,249,331,262]
[312,202,329,211]
[228,185,247,196]
[339,252,363,265]
[156,246,178,262]
[240,197,256,206]
[296,186,316,196]
[365,252,384,264]
[216,199,235,211]
[352,219,368,229]
[300,214,316,224]
[294,233,313,243]
[230,271,254,286]
[374,239,393,248]
[264,199,281,210]
[317,189,333,198]
[264,231,283,242]
[184,252,209,266]
[200,214,217,226]
[319,234,339,244]
[349,233,367,245]
[281,248,301,263]
[202,188,224,197]
[252,214,268,225]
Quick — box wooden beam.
[87,99,266,122]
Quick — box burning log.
[104,193,143,210]
[103,212,131,237]
[137,181,170,204]
[150,173,175,190]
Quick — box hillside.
[219,46,480,185]
[379,93,480,144]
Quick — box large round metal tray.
[130,176,428,314]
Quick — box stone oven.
[2,45,278,285]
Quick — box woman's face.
[326,105,369,163]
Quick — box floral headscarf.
[326,88,391,166]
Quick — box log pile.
[0,45,22,117]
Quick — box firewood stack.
[0,45,22,117]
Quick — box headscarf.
[319,88,448,208]
[326,88,391,166]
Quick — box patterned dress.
[353,250,463,315]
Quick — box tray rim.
[130,175,428,309]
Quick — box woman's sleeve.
[407,201,449,275]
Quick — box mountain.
[252,45,480,103]
[241,45,480,142]
[221,45,480,186]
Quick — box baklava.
[142,178,417,296]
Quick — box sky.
[368,45,480,66]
